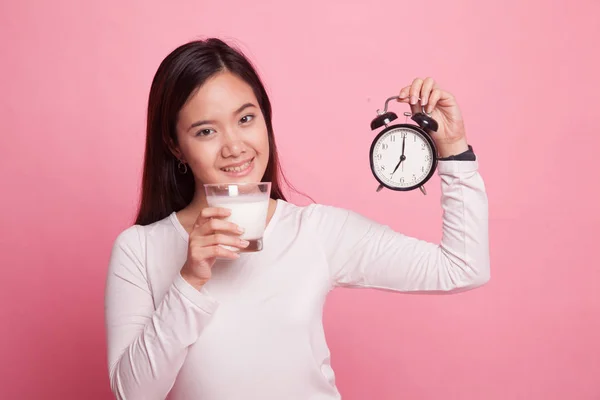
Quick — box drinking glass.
[203,182,271,252]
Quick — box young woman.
[105,37,490,399]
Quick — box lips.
[221,158,253,173]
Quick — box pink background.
[1,0,599,398]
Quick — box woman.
[105,37,490,399]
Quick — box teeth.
[223,160,251,172]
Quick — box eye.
[240,114,254,124]
[195,128,215,137]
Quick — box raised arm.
[310,157,489,293]
[311,77,490,293]
[104,226,219,399]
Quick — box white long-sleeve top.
[104,159,490,400]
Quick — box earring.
[177,160,188,174]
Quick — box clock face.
[370,126,436,190]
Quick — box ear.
[167,138,185,162]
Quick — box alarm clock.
[369,95,439,195]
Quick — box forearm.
[433,159,490,290]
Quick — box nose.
[221,129,246,158]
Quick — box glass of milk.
[204,182,271,253]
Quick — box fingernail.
[421,98,428,106]
[237,226,244,233]
[410,96,417,105]
[240,239,250,247]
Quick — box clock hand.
[391,154,406,176]
[391,134,407,176]
[401,134,406,157]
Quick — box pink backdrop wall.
[1,0,599,398]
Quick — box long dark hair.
[135,38,295,226]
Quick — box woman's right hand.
[180,207,248,290]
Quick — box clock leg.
[419,185,427,195]
[376,184,384,192]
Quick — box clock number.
[421,166,425,172]
[421,143,426,150]
[382,143,388,150]
[381,165,385,171]
[400,177,404,183]
[390,135,396,142]
[377,153,382,160]
[412,174,417,181]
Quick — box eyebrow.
[187,103,257,132]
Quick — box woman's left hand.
[397,77,470,158]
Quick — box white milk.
[207,194,269,241]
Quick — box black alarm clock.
[369,95,439,195]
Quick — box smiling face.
[173,71,270,188]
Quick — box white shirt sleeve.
[104,226,219,400]
[309,159,490,293]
